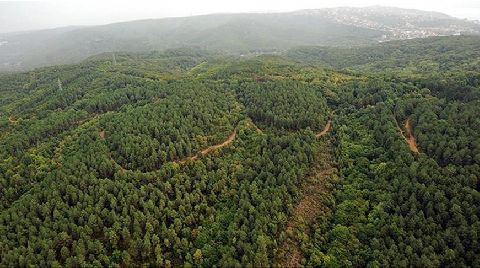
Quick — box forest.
[0,35,479,266]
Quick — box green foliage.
[0,53,326,266]
[104,81,239,171]
[0,36,479,267]
[304,71,480,267]
[237,80,328,130]
[288,35,480,73]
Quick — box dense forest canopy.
[0,36,479,266]
[287,35,480,73]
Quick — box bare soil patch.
[403,119,419,153]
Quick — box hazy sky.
[1,0,479,33]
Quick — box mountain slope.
[287,35,480,73]
[1,6,479,71]
[1,40,479,266]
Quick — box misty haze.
[0,1,479,267]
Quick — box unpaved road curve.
[199,128,237,156]
[316,120,332,138]
[8,116,18,124]
[178,128,237,163]
[100,127,238,169]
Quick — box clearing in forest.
[275,140,338,267]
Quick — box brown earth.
[177,128,237,164]
[403,119,419,153]
[100,127,237,169]
[316,120,332,138]
[275,140,338,267]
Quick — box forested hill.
[1,6,480,71]
[287,35,480,73]
[1,35,480,266]
[288,35,480,102]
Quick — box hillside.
[1,36,479,266]
[1,6,479,71]
[287,35,480,72]
[287,35,480,101]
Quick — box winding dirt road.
[100,126,238,169]
[316,120,332,138]
[178,128,237,163]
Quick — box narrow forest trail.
[404,120,419,153]
[99,126,238,170]
[245,119,263,134]
[51,113,105,168]
[316,120,332,138]
[98,130,127,172]
[8,116,18,124]
[396,118,419,153]
[275,140,338,267]
[199,128,237,156]
[177,127,237,163]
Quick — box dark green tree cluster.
[1,38,479,267]
[305,82,479,267]
[396,96,480,168]
[103,81,239,171]
[0,110,320,267]
[0,62,172,211]
[0,54,330,266]
[236,80,328,130]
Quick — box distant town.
[314,7,480,42]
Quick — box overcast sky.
[1,0,479,33]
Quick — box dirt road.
[100,127,238,168]
[179,128,237,163]
[315,120,332,138]
[403,120,419,153]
